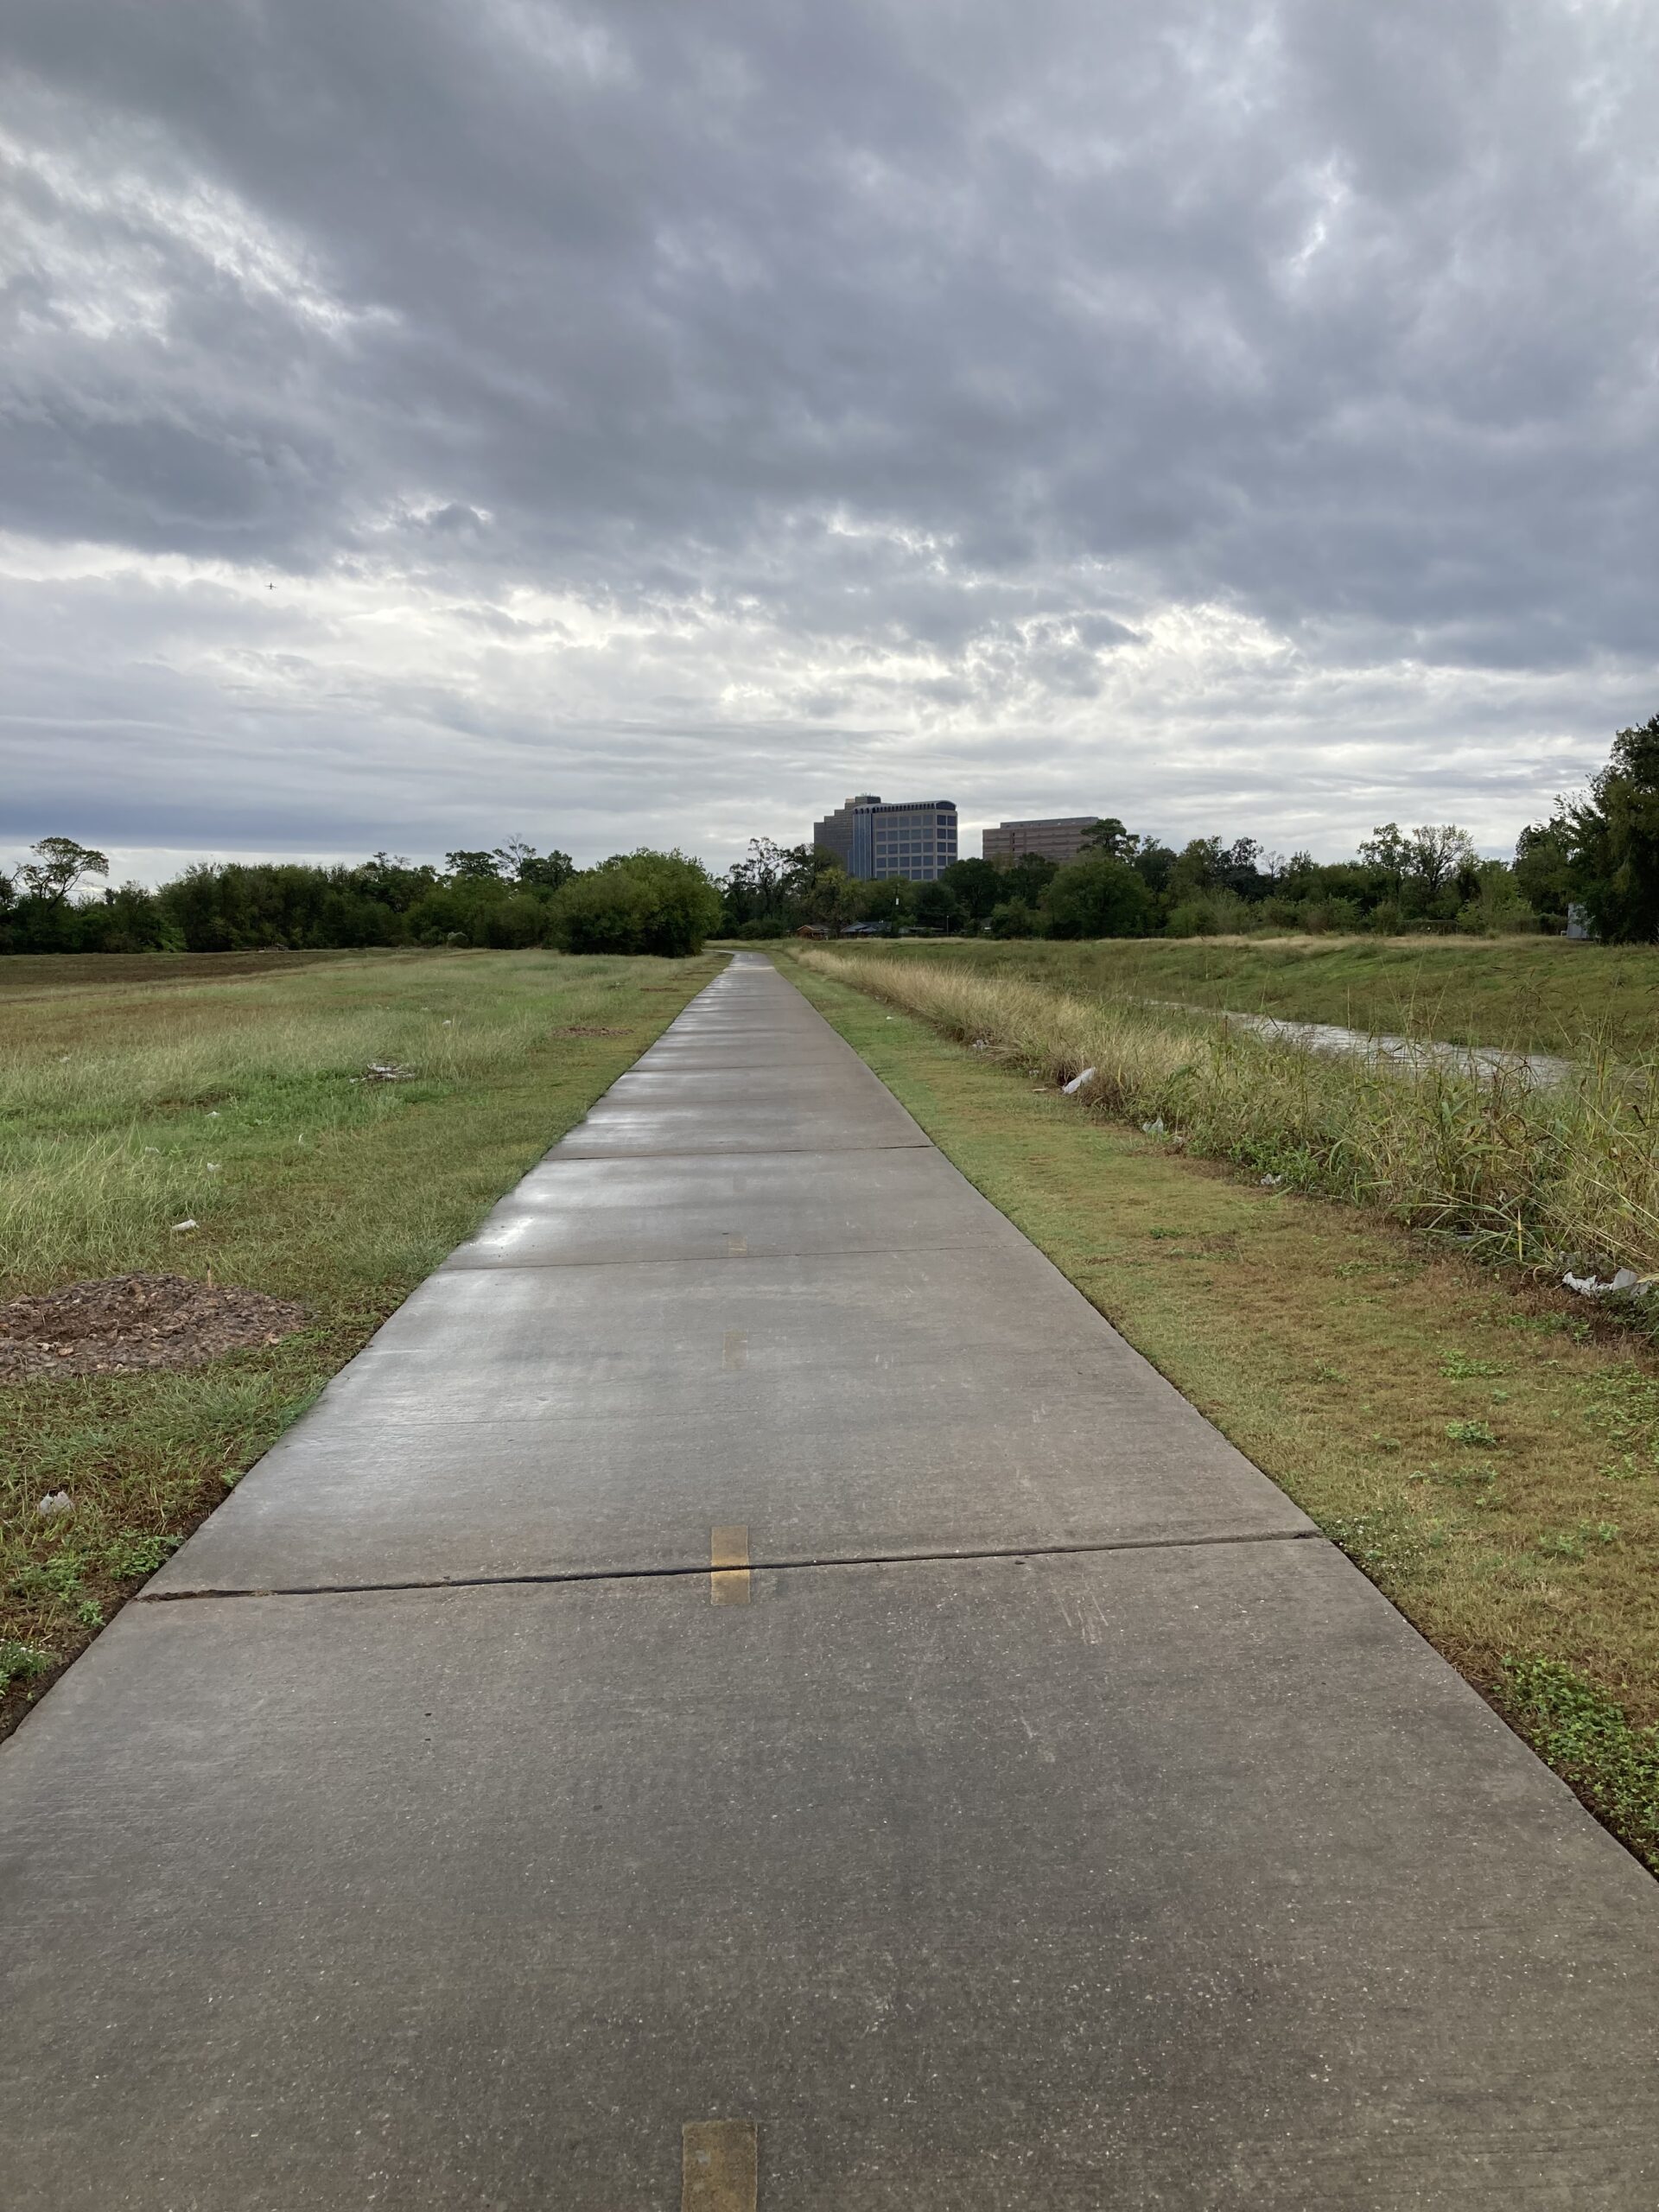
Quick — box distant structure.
[981,816,1100,868]
[812,795,959,882]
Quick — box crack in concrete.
[138,1525,1323,1604]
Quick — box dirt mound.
[0,1274,308,1380]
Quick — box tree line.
[719,715,1659,944]
[723,822,1535,943]
[10,712,1659,956]
[0,840,722,957]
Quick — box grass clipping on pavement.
[0,947,718,1733]
[790,946,1659,1876]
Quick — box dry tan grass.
[800,948,1659,1280]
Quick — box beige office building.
[981,816,1100,867]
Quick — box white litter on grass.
[207,1109,219,1118]
[205,1162,221,1173]
[1563,1267,1649,1299]
[1141,1118,1167,1137]
[169,1218,199,1233]
[35,1491,73,1517]
[1062,1067,1097,1095]
[362,1062,417,1083]
[1260,1174,1283,1188]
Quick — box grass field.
[783,949,1659,1874]
[0,947,718,1733]
[849,934,1659,1057]
[798,944,1659,1286]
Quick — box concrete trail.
[3,954,1659,2209]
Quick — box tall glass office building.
[811,795,959,882]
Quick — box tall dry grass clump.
[800,948,1659,1280]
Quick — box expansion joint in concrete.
[136,1525,1326,1605]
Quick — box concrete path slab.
[7,1547,1659,2210]
[7,950,1659,2207]
[149,1342,1308,1590]
[437,1146,1030,1267]
[555,1090,927,1156]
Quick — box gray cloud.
[3,0,1658,875]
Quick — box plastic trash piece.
[1062,1067,1097,1095]
[1563,1267,1647,1299]
[169,1218,199,1233]
[1140,1117,1167,1137]
[35,1491,73,1517]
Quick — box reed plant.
[800,948,1659,1281]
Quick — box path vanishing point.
[5,952,1659,2209]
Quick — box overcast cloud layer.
[4,0,1659,878]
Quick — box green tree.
[1405,824,1478,902]
[1039,853,1155,939]
[1165,837,1225,905]
[1357,824,1412,896]
[1565,713,1659,942]
[20,836,109,902]
[550,849,721,955]
[987,898,1039,938]
[445,849,509,882]
[938,857,1001,922]
[913,880,961,931]
[999,854,1060,908]
[1077,817,1138,860]
[1514,818,1573,931]
[500,840,575,890]
[721,838,817,931]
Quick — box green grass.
[1500,1657,1659,1865]
[849,934,1659,1057]
[797,945,1659,1284]
[782,948,1659,1875]
[0,948,719,1728]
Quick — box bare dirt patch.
[0,1274,308,1380]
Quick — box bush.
[987,899,1040,938]
[1166,887,1256,938]
[549,849,721,956]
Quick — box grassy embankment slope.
[861,934,1659,1056]
[785,946,1659,1874]
[0,947,718,1733]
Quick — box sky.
[4,0,1659,885]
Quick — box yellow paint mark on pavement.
[683,2120,757,2209]
[726,1233,747,1256]
[723,1330,747,1369]
[710,1524,751,1606]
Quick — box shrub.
[549,850,721,957]
[987,899,1040,938]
